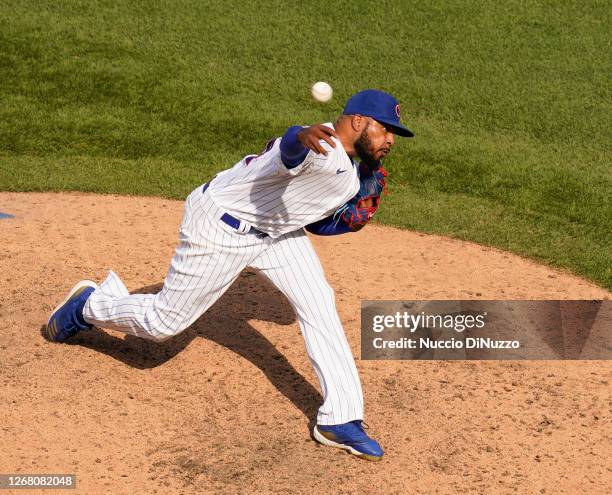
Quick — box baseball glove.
[305,162,388,235]
[338,162,388,231]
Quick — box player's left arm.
[306,163,388,235]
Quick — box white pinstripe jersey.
[207,123,360,238]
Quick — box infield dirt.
[1,192,610,494]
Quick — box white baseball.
[311,81,333,102]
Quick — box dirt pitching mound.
[1,192,610,494]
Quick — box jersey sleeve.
[279,125,309,168]
[279,124,337,170]
[280,139,338,177]
[279,123,341,175]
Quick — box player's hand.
[297,125,338,155]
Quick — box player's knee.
[146,303,192,341]
[302,284,337,319]
[149,328,176,342]
[149,320,192,341]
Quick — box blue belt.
[202,182,268,238]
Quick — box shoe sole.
[313,426,383,461]
[46,280,98,341]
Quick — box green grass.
[0,0,610,289]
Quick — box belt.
[202,182,268,238]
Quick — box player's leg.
[249,228,364,425]
[249,230,383,460]
[80,186,268,341]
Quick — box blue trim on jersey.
[280,125,309,168]
[305,215,352,236]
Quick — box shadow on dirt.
[42,269,323,423]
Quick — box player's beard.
[355,123,382,170]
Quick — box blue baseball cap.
[343,89,414,137]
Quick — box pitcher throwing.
[46,89,414,461]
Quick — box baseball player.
[46,89,413,461]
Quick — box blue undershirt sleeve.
[280,125,309,168]
[305,215,353,235]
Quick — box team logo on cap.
[394,104,401,118]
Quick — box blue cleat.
[46,280,98,342]
[313,420,384,461]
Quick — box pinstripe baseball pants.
[83,185,364,425]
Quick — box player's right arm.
[279,124,338,168]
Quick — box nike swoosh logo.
[336,169,347,174]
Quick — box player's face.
[355,118,395,168]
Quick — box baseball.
[311,81,333,102]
